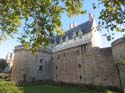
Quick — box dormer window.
[65,36,69,42]
[60,37,63,44]
[54,40,57,45]
[78,28,83,39]
[73,31,77,40]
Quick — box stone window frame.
[77,50,80,56]
[39,65,43,71]
[58,55,60,59]
[40,59,43,63]
[56,66,58,70]
[51,56,53,61]
[64,53,66,57]
[80,75,82,80]
[78,64,81,68]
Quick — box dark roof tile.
[55,20,93,44]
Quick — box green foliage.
[121,58,125,65]
[0,73,10,81]
[0,0,85,53]
[0,79,23,93]
[0,59,7,70]
[106,90,113,93]
[94,0,125,40]
[1,0,125,51]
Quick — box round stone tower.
[112,37,125,64]
[11,45,52,83]
[112,37,125,89]
[11,45,37,82]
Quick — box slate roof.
[52,20,93,44]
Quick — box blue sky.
[0,0,124,59]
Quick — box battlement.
[14,45,25,52]
[112,37,125,47]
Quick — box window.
[40,59,43,63]
[78,64,81,68]
[65,36,69,42]
[83,44,86,52]
[58,55,60,59]
[51,57,53,61]
[78,29,83,39]
[60,37,63,44]
[56,66,58,70]
[80,75,82,80]
[64,53,66,57]
[56,74,58,78]
[39,65,43,71]
[36,54,38,57]
[77,50,79,56]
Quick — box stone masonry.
[11,15,125,88]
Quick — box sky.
[0,0,125,59]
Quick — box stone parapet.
[14,45,25,52]
[112,37,125,47]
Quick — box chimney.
[70,23,73,29]
[89,13,94,21]
[73,22,77,28]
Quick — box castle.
[11,14,125,88]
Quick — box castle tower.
[11,45,37,82]
[112,37,125,90]
[90,13,102,48]
[11,45,52,82]
[4,52,14,72]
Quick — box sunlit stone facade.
[11,14,125,88]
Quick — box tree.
[0,59,7,72]
[0,0,85,53]
[0,79,23,93]
[0,0,125,52]
[93,0,125,41]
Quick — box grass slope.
[22,84,100,93]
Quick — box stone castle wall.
[35,50,52,81]
[11,37,125,88]
[51,42,120,86]
[92,47,120,86]
[112,37,125,88]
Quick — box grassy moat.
[21,84,120,93]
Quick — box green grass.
[21,84,104,93]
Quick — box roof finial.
[89,13,94,21]
[70,23,73,29]
[73,22,77,28]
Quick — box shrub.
[121,58,125,65]
[0,79,23,93]
[0,73,10,80]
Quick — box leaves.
[0,59,7,70]
[121,58,125,65]
[0,79,23,93]
[96,0,125,40]
[0,0,85,53]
